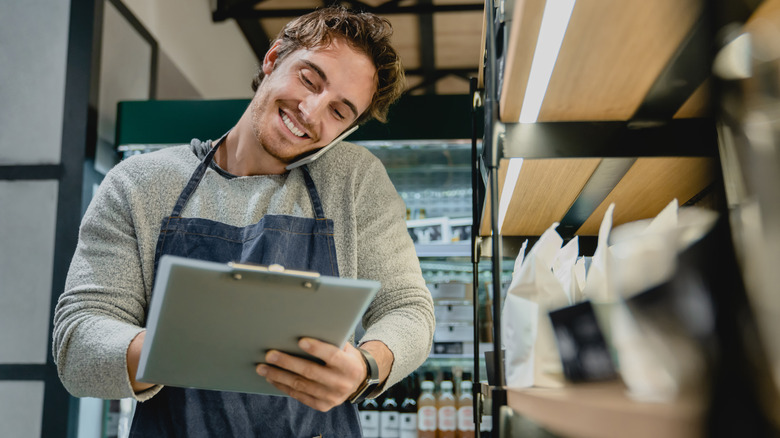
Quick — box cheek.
[251,99,264,126]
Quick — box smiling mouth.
[280,110,308,139]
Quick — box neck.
[217,109,288,176]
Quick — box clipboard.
[136,255,381,396]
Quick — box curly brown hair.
[251,6,405,125]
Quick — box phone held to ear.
[285,125,359,170]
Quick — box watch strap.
[349,348,381,404]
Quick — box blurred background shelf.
[506,380,705,438]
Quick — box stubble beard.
[249,94,299,166]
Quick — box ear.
[262,40,283,75]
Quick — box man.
[53,6,434,436]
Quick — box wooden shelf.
[480,155,715,237]
[576,157,714,234]
[506,381,706,438]
[477,0,719,238]
[480,158,601,236]
[499,0,707,122]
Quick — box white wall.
[0,1,72,436]
[0,1,70,165]
[122,0,258,99]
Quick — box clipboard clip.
[227,262,321,285]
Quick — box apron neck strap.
[170,135,226,217]
[299,165,327,220]
[171,135,328,221]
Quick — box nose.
[298,93,328,124]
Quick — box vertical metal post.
[484,0,506,434]
[470,77,483,436]
[484,0,504,382]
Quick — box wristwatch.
[349,348,381,404]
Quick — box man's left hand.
[256,338,389,412]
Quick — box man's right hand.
[127,330,155,392]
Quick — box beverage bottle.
[380,384,400,437]
[437,376,457,438]
[479,412,492,438]
[417,377,437,438]
[456,372,475,438]
[359,396,381,438]
[399,376,418,438]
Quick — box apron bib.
[130,137,362,437]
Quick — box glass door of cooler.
[355,138,515,438]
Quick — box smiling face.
[248,38,377,169]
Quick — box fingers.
[258,363,343,410]
[267,380,336,412]
[279,338,365,384]
[264,346,344,390]
[299,338,343,366]
[255,338,367,411]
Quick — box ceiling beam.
[213,2,484,21]
[418,0,436,94]
[404,70,476,94]
[235,17,271,63]
[405,68,478,77]
[213,0,272,21]
[213,1,272,62]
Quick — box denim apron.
[129,137,363,437]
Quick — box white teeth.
[281,113,305,137]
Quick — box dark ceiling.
[211,0,485,95]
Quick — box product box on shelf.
[434,322,474,343]
[432,341,474,355]
[434,303,474,322]
[448,217,472,243]
[427,283,473,301]
[407,217,449,244]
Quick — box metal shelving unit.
[473,0,780,437]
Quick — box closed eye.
[300,71,315,89]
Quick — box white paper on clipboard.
[137,255,380,396]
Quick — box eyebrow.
[302,60,360,119]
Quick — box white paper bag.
[609,199,679,297]
[583,203,616,302]
[502,223,570,388]
[572,256,587,303]
[609,200,718,402]
[582,203,619,356]
[552,236,579,305]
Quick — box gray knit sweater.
[52,139,435,402]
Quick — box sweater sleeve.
[352,157,436,392]
[52,163,163,401]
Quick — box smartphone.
[285,125,359,170]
